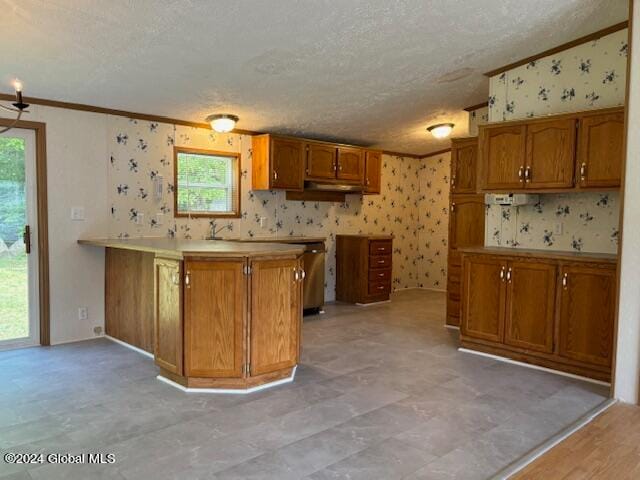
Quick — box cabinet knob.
[518,166,524,183]
[580,163,587,181]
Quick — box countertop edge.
[458,246,617,264]
[78,238,306,257]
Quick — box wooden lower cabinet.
[460,251,616,381]
[504,260,556,353]
[250,258,302,376]
[154,258,183,375]
[336,235,393,304]
[184,259,246,378]
[153,254,303,390]
[462,256,506,342]
[558,264,616,367]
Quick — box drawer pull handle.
[377,247,386,251]
[506,268,512,283]
[562,273,568,288]
[499,266,505,282]
[518,166,524,182]
[525,166,531,183]
[185,271,191,288]
[378,260,385,264]
[378,286,385,290]
[378,273,384,277]
[580,162,587,181]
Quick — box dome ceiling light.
[427,123,454,139]
[206,114,239,133]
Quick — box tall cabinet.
[446,137,485,327]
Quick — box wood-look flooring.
[513,403,640,479]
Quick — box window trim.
[173,146,241,218]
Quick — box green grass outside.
[0,253,28,341]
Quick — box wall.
[107,116,448,300]
[1,105,110,345]
[615,1,639,404]
[485,28,628,254]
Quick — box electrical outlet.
[554,222,564,235]
[71,206,85,221]
[136,213,145,225]
[259,217,268,229]
[78,307,88,320]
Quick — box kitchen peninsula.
[79,238,305,392]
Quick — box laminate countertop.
[78,237,305,258]
[223,236,326,244]
[459,246,617,264]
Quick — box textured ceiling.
[0,0,628,154]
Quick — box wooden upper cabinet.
[449,195,485,249]
[337,146,364,183]
[461,255,506,342]
[525,119,576,189]
[451,138,478,193]
[479,125,526,191]
[250,257,301,376]
[558,264,616,366]
[577,111,625,189]
[252,134,304,191]
[154,258,183,375]
[504,260,556,353]
[306,143,337,180]
[364,150,382,194]
[184,259,246,378]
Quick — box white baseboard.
[105,335,154,359]
[355,300,391,306]
[495,399,616,479]
[156,366,297,394]
[444,324,460,330]
[458,347,610,387]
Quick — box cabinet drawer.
[369,240,392,256]
[368,281,391,295]
[369,268,391,282]
[369,255,392,269]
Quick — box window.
[174,147,241,218]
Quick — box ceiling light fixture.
[1,79,30,134]
[427,123,454,139]
[206,113,239,133]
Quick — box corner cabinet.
[478,107,624,192]
[154,254,303,389]
[460,250,617,381]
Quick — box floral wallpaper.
[488,29,628,122]
[106,116,448,300]
[417,152,451,291]
[485,28,627,255]
[468,105,489,136]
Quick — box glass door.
[0,128,39,350]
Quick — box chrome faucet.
[208,222,227,240]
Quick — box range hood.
[304,181,363,193]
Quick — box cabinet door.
[250,258,301,376]
[577,112,624,188]
[504,261,556,353]
[452,141,477,193]
[479,125,526,191]
[337,147,364,182]
[558,264,616,366]
[306,143,337,180]
[184,259,245,378]
[449,195,485,249]
[525,119,576,189]
[154,258,183,374]
[364,150,382,194]
[271,137,304,191]
[461,256,506,342]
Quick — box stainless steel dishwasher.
[302,242,325,313]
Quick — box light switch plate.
[71,206,85,221]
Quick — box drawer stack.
[336,235,393,304]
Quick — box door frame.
[0,118,50,346]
